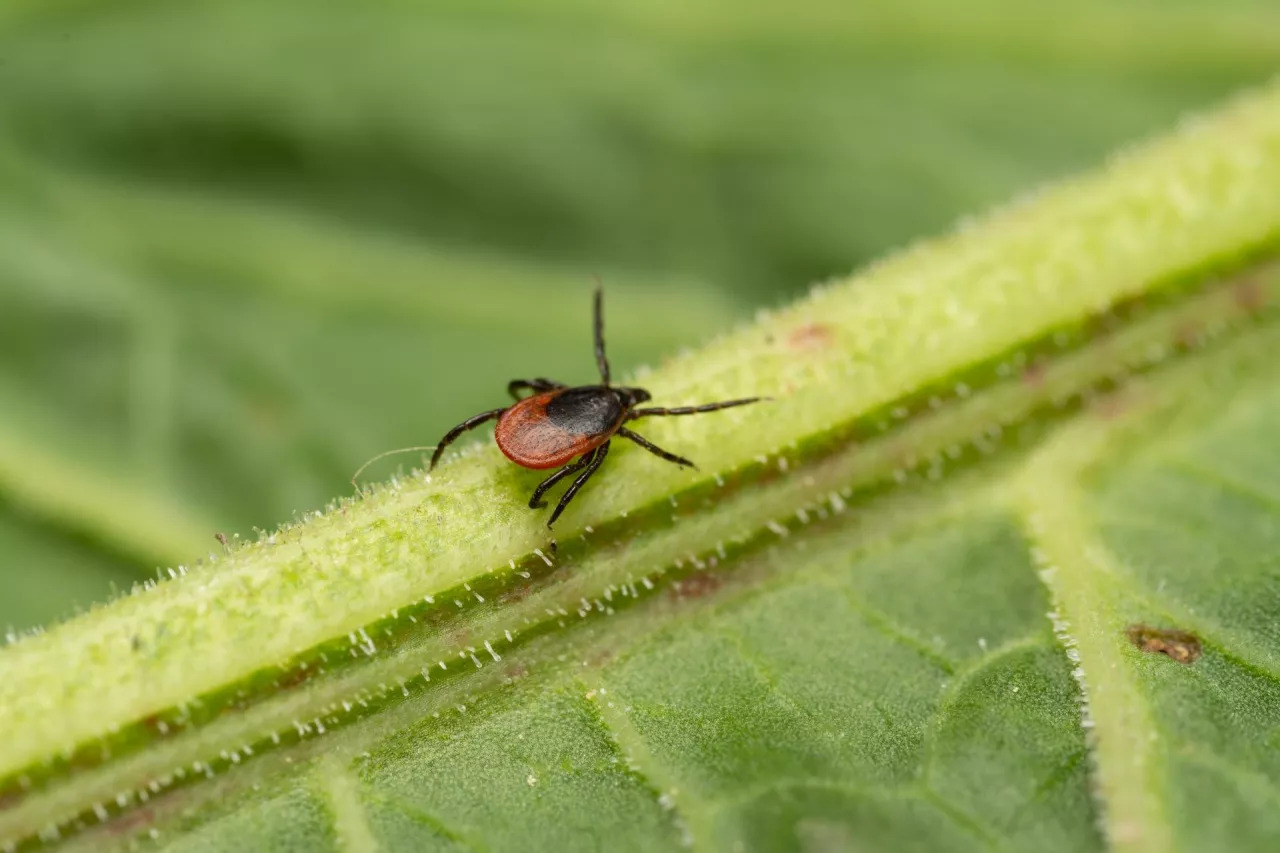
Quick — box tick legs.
[508,378,565,401]
[617,427,695,469]
[593,286,610,385]
[528,447,598,508]
[429,408,506,470]
[547,441,610,528]
[628,397,763,419]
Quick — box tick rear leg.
[528,448,597,509]
[508,378,566,401]
[429,408,506,470]
[547,441,610,528]
[617,427,696,469]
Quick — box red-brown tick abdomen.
[495,390,620,469]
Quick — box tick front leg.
[528,449,597,509]
[547,441,610,528]
[593,286,611,385]
[508,378,566,401]
[429,408,506,470]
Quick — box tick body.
[496,387,634,469]
[430,289,763,527]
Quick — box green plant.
[2,69,1279,852]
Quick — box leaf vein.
[575,679,712,853]
[920,633,1046,789]
[318,757,381,853]
[360,790,487,853]
[1160,456,1280,517]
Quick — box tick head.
[616,387,651,407]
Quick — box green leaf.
[3,58,1280,852]
[4,2,1280,851]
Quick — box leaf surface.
[2,4,1280,853]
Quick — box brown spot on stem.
[668,572,725,601]
[1174,321,1204,350]
[1021,359,1048,388]
[1126,624,1202,664]
[275,666,313,691]
[104,806,157,838]
[787,323,834,351]
[498,584,535,605]
[0,784,24,811]
[1083,309,1122,340]
[141,712,171,737]
[1234,278,1265,313]
[1092,390,1133,420]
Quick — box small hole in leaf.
[1126,624,1202,664]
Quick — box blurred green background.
[0,0,1276,633]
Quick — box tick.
[430,288,763,527]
